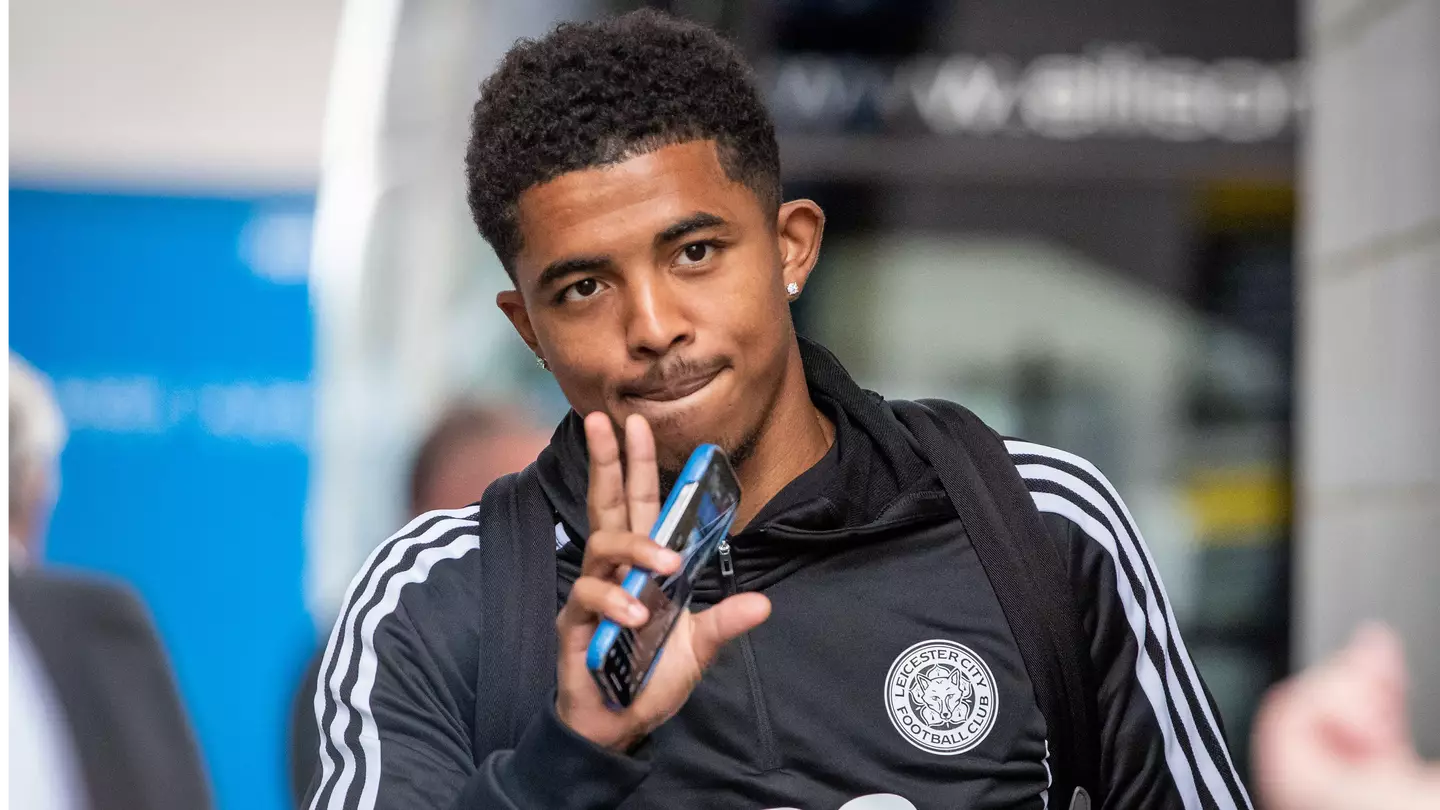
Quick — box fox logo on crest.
[909,663,975,728]
[885,640,997,755]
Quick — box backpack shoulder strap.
[471,464,560,758]
[891,399,1099,806]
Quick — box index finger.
[584,411,629,532]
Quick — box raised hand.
[1253,624,1440,810]
[554,412,771,752]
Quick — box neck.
[730,342,833,530]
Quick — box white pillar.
[1300,0,1440,755]
[307,0,592,624]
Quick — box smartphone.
[586,443,742,709]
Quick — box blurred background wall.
[7,1,1437,808]
[11,1,340,808]
[1299,0,1440,756]
[10,0,338,189]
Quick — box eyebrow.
[533,212,731,292]
[536,255,610,292]
[655,212,728,246]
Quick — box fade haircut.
[464,9,782,278]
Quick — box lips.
[621,363,725,403]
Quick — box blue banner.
[10,188,318,810]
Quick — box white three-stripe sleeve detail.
[1008,440,1251,810]
[1040,739,1052,810]
[325,518,476,810]
[309,509,472,809]
[353,532,482,810]
[1025,489,1204,810]
[308,507,479,810]
[1025,466,1225,801]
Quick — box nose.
[624,272,693,359]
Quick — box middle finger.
[582,530,681,579]
[625,414,661,537]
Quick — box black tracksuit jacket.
[305,350,1253,810]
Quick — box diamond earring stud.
[786,282,800,297]
[535,356,549,371]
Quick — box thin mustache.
[619,357,725,396]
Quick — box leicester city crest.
[884,639,998,755]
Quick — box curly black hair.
[465,9,781,278]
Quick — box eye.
[677,242,714,266]
[559,277,606,303]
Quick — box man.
[9,354,212,810]
[308,11,1251,809]
[405,404,553,516]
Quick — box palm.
[557,607,701,744]
[554,412,769,751]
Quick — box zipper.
[716,540,781,771]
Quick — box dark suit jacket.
[10,570,214,810]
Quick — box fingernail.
[1352,622,1405,670]
[1355,621,1390,642]
[627,603,647,623]
[659,549,681,569]
[1351,623,1397,655]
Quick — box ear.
[775,199,825,298]
[496,289,542,357]
[949,668,962,687]
[911,675,929,701]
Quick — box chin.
[648,418,712,471]
[654,415,757,477]
[617,373,730,455]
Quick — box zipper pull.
[718,540,735,578]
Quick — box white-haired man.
[8,353,214,810]
[9,353,67,565]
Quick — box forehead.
[512,140,759,278]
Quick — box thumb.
[688,593,771,668]
[1347,623,1414,756]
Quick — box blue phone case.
[585,443,740,708]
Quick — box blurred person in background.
[289,402,549,804]
[1253,624,1440,810]
[406,403,555,516]
[307,10,1250,810]
[9,354,212,810]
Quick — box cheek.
[712,249,788,352]
[552,368,608,415]
[546,322,622,411]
